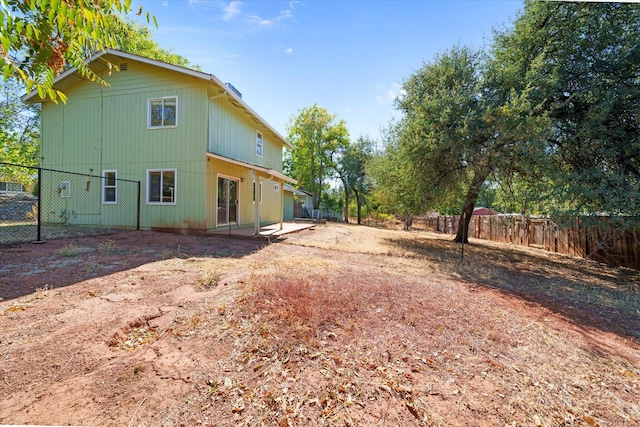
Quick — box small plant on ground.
[98,239,117,254]
[200,266,219,288]
[84,261,100,272]
[60,243,81,257]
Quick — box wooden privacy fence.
[413,214,640,270]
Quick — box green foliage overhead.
[0,0,155,103]
[494,0,640,222]
[0,79,39,188]
[109,16,197,69]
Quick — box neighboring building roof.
[473,207,500,216]
[22,49,293,150]
[283,184,313,197]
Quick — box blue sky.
[133,0,523,141]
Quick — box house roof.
[206,152,297,184]
[22,49,293,149]
[473,207,500,216]
[283,184,313,197]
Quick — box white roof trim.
[22,49,293,149]
[284,184,313,196]
[206,152,297,184]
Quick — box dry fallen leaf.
[232,398,245,413]
[583,415,599,427]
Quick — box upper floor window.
[102,170,117,204]
[148,96,177,129]
[256,131,263,157]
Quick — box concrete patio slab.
[207,221,315,241]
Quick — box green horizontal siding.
[209,97,284,172]
[41,59,209,231]
[40,55,285,232]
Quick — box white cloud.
[377,82,405,104]
[284,47,293,54]
[222,1,243,21]
[161,0,168,6]
[246,8,293,28]
[387,82,406,102]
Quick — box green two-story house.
[23,49,295,234]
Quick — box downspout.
[279,179,283,230]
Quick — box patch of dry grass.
[174,247,639,426]
[148,224,640,426]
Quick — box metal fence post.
[136,180,141,231]
[461,211,466,261]
[36,166,43,242]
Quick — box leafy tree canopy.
[0,0,155,102]
[109,15,196,69]
[494,0,640,223]
[286,104,349,209]
[335,136,374,224]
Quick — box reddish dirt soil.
[0,225,638,426]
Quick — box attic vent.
[120,63,128,71]
[225,82,242,99]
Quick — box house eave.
[21,49,293,150]
[206,152,297,184]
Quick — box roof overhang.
[206,152,297,184]
[22,49,293,150]
[283,184,313,197]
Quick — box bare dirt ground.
[0,224,638,426]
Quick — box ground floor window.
[147,169,176,204]
[0,182,25,192]
[102,170,117,204]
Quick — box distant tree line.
[287,1,640,242]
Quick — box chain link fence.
[1,162,140,245]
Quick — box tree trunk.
[403,215,413,231]
[343,188,350,223]
[454,170,488,243]
[355,190,362,225]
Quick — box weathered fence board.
[414,214,640,270]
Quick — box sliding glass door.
[217,176,239,226]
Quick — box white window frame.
[102,170,117,204]
[0,182,25,192]
[274,183,280,192]
[256,131,263,157]
[147,96,178,129]
[146,168,177,205]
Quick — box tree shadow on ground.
[386,234,640,344]
[0,230,268,302]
